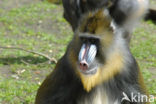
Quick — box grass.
[131,21,156,96]
[0,0,155,104]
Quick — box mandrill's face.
[76,9,114,76]
[69,9,124,92]
[78,34,100,75]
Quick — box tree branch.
[0,46,57,64]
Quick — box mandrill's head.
[68,9,129,92]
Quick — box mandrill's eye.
[78,44,97,70]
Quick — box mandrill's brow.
[79,34,100,43]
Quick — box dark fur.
[145,9,156,23]
[62,0,156,30]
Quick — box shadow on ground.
[0,56,49,65]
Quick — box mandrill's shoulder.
[35,55,82,104]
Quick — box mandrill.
[35,0,149,104]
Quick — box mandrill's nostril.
[79,60,89,71]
